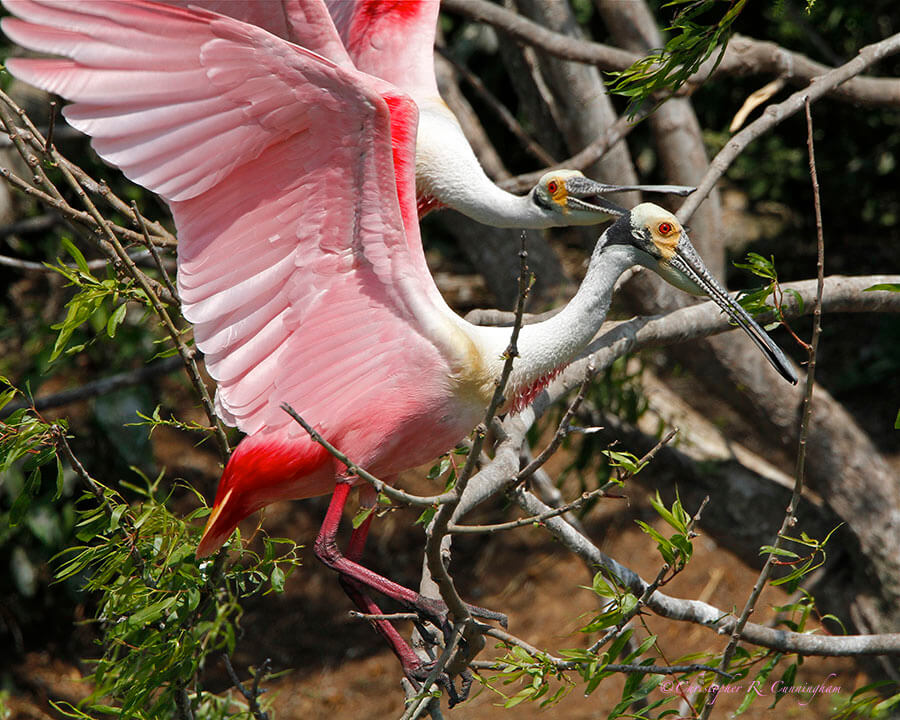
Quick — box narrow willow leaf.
[106,303,128,337]
[54,454,65,500]
[61,237,90,275]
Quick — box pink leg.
[316,480,496,705]
[314,480,422,607]
[338,495,425,672]
[315,479,506,626]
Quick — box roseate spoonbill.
[160,0,696,225]
[2,0,797,687]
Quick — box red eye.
[658,222,674,235]
[547,180,559,194]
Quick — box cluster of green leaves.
[48,470,301,720]
[762,524,841,593]
[1,381,75,604]
[132,404,219,439]
[3,375,300,720]
[609,0,748,115]
[553,357,647,496]
[562,631,670,719]
[734,252,802,329]
[485,645,574,709]
[416,446,469,526]
[48,238,153,362]
[1,381,66,523]
[485,597,679,717]
[636,491,694,573]
[832,682,900,719]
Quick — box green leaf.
[783,287,805,313]
[122,596,177,631]
[270,565,285,593]
[10,468,41,526]
[352,505,375,529]
[415,505,437,526]
[0,386,17,413]
[734,252,777,280]
[605,628,633,663]
[106,303,128,337]
[61,236,90,275]
[54,454,65,500]
[591,572,617,598]
[865,283,900,292]
[619,593,638,616]
[873,690,900,715]
[602,449,647,475]
[759,545,799,559]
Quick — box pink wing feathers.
[2,0,451,443]
[326,0,440,99]
[159,0,354,70]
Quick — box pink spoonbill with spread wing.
[1,0,798,690]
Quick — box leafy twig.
[698,96,827,719]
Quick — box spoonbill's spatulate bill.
[160,0,697,227]
[2,0,797,691]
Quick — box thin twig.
[280,403,456,507]
[698,97,827,720]
[131,200,179,302]
[421,236,533,673]
[499,108,651,195]
[0,94,223,452]
[2,356,183,416]
[447,486,612,535]
[222,655,270,720]
[45,100,56,152]
[400,622,467,720]
[436,46,557,167]
[52,426,153,582]
[586,485,700,657]
[51,156,229,458]
[481,626,733,678]
[0,250,147,273]
[516,362,598,482]
[678,32,900,223]
[0,90,174,246]
[442,0,900,108]
[0,162,170,251]
[349,611,419,622]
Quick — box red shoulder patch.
[383,92,420,235]
[358,0,425,25]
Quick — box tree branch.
[678,32,900,223]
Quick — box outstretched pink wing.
[2,0,452,443]
[326,0,440,99]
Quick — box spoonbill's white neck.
[469,238,641,407]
